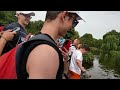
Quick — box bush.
[83,52,94,64]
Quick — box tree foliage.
[0,11,17,25]
[101,31,119,52]
[26,20,44,34]
[79,33,94,47]
[83,52,94,64]
[64,28,80,39]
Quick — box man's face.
[74,39,80,47]
[18,13,32,25]
[58,12,79,37]
[77,43,82,49]
[82,49,88,54]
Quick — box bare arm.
[0,37,7,56]
[26,44,59,79]
[76,60,86,72]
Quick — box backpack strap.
[16,34,64,79]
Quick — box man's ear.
[16,14,18,17]
[16,14,20,19]
[61,11,69,20]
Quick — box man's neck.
[79,49,83,54]
[18,21,26,29]
[41,21,59,42]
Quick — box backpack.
[0,33,64,79]
[0,26,4,32]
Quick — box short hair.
[45,11,63,21]
[81,44,90,51]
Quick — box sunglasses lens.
[72,20,79,28]
[20,13,31,18]
[26,14,31,18]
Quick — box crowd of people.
[0,11,90,79]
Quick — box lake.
[85,55,120,79]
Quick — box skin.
[27,44,59,79]
[77,43,82,49]
[16,13,31,29]
[73,39,80,48]
[26,11,77,79]
[60,47,70,77]
[76,60,86,72]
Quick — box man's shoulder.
[28,44,59,60]
[4,22,18,30]
[76,50,82,55]
[34,44,58,53]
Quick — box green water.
[84,54,120,79]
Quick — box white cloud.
[31,11,46,21]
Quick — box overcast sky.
[31,11,120,39]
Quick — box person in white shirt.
[69,44,90,79]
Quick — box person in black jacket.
[2,11,35,55]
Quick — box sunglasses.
[72,19,79,28]
[20,13,32,19]
[68,14,79,28]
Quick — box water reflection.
[83,54,120,79]
[99,52,120,78]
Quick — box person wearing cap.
[26,11,83,79]
[1,11,35,55]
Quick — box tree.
[93,39,103,49]
[103,30,118,39]
[64,28,80,39]
[80,33,94,47]
[26,20,44,34]
[101,35,119,52]
[0,11,17,25]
